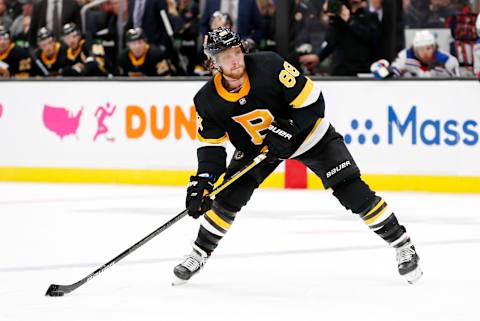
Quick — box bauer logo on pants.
[326,161,351,178]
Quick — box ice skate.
[172,244,208,286]
[396,242,423,284]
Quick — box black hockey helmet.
[203,27,243,59]
[37,27,54,43]
[62,22,80,36]
[0,25,9,38]
[125,28,145,43]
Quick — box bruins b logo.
[232,109,274,145]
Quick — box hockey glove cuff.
[263,118,300,160]
[370,59,399,79]
[186,173,214,219]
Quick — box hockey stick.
[45,151,268,297]
[28,47,49,76]
[160,9,189,75]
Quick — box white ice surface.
[1,183,479,321]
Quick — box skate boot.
[396,242,423,284]
[172,244,208,286]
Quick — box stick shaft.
[47,152,267,295]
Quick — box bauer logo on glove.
[263,118,300,160]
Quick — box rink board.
[0,80,479,192]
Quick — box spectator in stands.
[33,27,65,76]
[199,0,264,45]
[371,30,460,78]
[126,0,183,48]
[118,27,175,76]
[369,0,405,62]
[168,0,199,75]
[60,22,110,76]
[256,0,276,51]
[7,0,23,21]
[9,0,33,48]
[299,0,380,76]
[369,0,383,21]
[210,10,232,30]
[403,0,429,28]
[29,0,82,46]
[0,0,13,30]
[474,13,480,78]
[444,4,478,76]
[84,0,123,71]
[404,0,457,28]
[288,0,327,71]
[0,25,32,77]
[425,0,452,27]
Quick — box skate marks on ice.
[2,238,480,273]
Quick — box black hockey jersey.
[60,40,109,76]
[194,51,329,178]
[34,42,65,76]
[0,43,33,77]
[118,44,173,77]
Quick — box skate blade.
[405,266,423,284]
[171,275,188,286]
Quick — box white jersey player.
[371,30,460,78]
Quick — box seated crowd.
[0,0,479,78]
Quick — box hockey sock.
[332,177,410,248]
[359,196,410,248]
[194,201,238,254]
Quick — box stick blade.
[45,284,67,297]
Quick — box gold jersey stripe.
[206,209,231,230]
[364,198,385,218]
[364,206,390,225]
[290,78,314,108]
[0,43,15,60]
[303,118,323,144]
[196,132,229,144]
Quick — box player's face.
[38,38,56,57]
[0,36,9,52]
[415,45,435,63]
[63,33,81,49]
[216,47,245,80]
[128,39,146,58]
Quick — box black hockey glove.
[263,118,300,160]
[186,174,214,219]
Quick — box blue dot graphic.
[365,119,373,130]
[351,119,359,130]
[372,134,380,145]
[345,134,352,144]
[358,134,366,144]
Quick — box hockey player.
[0,26,33,78]
[34,27,65,76]
[371,30,460,78]
[474,14,480,79]
[173,27,423,286]
[118,28,174,77]
[60,23,110,76]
